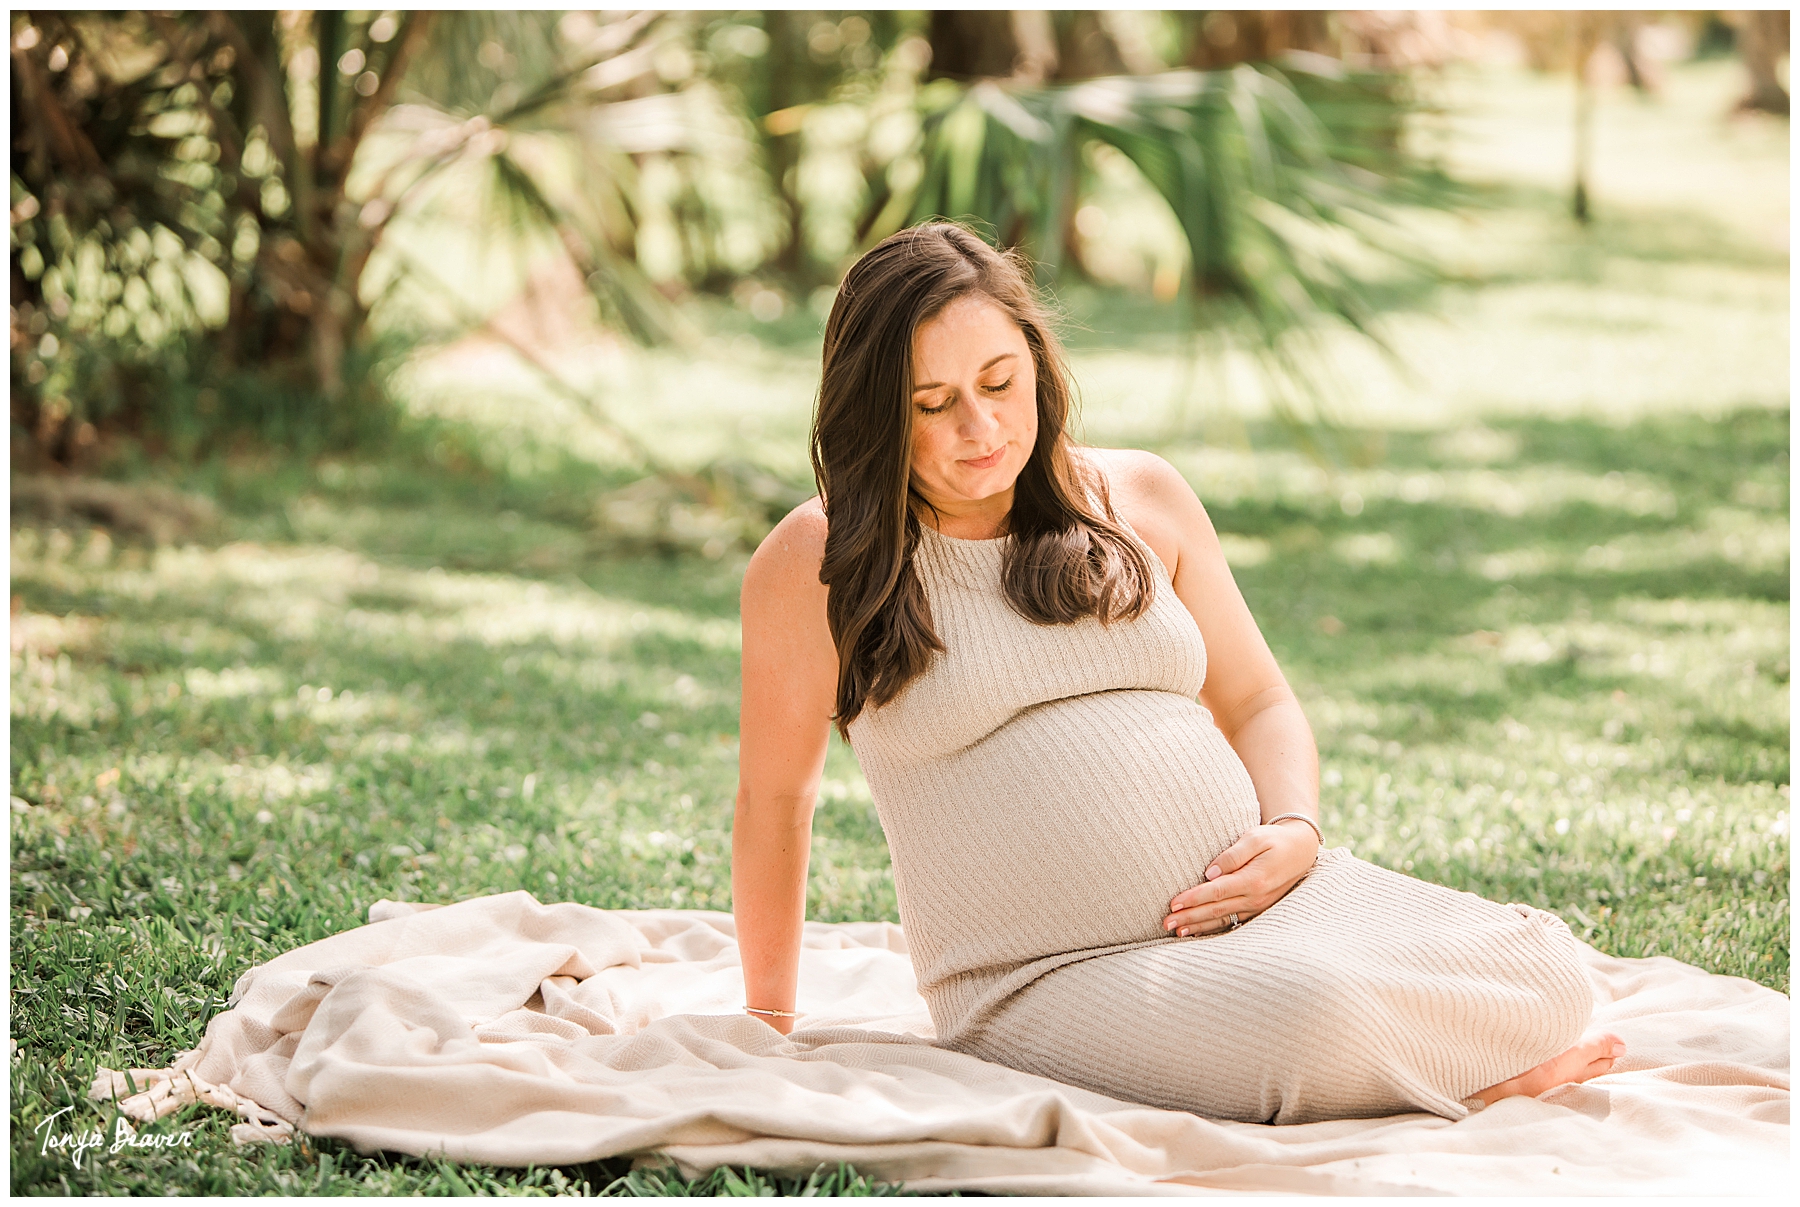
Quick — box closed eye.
[916,377,1012,415]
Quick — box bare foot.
[1472,1032,1626,1106]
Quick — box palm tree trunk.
[1737,10,1791,115]
[927,11,1054,82]
[764,10,810,279]
[1053,12,1123,80]
[1572,14,1596,224]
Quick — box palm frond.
[367,12,746,348]
[873,60,1450,428]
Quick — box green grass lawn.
[10,411,1787,1194]
[9,60,1788,1196]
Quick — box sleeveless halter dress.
[844,521,1593,1124]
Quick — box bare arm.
[733,500,837,1034]
[1096,450,1321,933]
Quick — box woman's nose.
[958,395,1000,438]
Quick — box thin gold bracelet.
[744,1006,798,1018]
[1266,813,1324,844]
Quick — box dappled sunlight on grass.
[1334,532,1403,566]
[8,518,882,940]
[12,530,740,658]
[1215,533,1272,568]
[1165,445,1684,520]
[12,406,1783,1016]
[279,494,594,572]
[1478,509,1788,581]
[398,334,824,481]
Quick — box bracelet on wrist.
[1266,812,1323,844]
[745,1006,798,1018]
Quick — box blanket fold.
[92,890,1789,1196]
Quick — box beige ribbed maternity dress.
[845,522,1594,1124]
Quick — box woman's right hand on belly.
[1163,819,1319,936]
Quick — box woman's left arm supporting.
[1103,450,1321,937]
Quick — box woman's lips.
[961,446,1005,469]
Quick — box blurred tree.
[927,12,1055,83]
[1474,10,1662,91]
[720,10,915,285]
[760,11,848,277]
[1691,13,1740,60]
[1176,10,1337,69]
[1572,13,1598,224]
[1728,10,1789,115]
[925,11,1173,84]
[10,9,1454,472]
[1054,11,1130,80]
[10,10,736,464]
[11,10,437,459]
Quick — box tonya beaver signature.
[34,1104,196,1167]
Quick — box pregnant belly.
[868,689,1264,986]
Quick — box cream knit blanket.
[92,891,1788,1195]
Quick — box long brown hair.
[811,222,1155,735]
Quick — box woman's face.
[907,293,1038,523]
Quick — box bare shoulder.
[1074,446,1218,581]
[743,496,828,605]
[1077,446,1209,530]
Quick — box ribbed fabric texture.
[846,524,1594,1124]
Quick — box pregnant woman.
[733,222,1624,1124]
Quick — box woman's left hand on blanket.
[1164,821,1319,937]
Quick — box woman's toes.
[1575,1033,1625,1080]
[1474,1033,1628,1105]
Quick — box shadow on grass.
[1459,180,1790,275]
